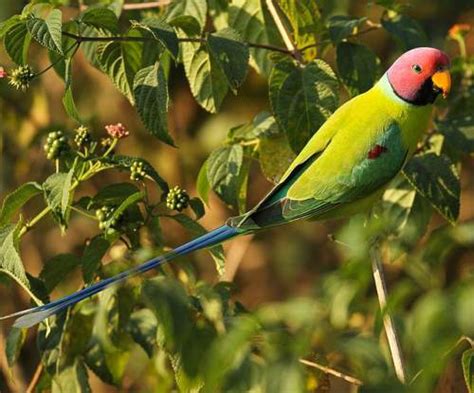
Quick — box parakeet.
[1,47,451,328]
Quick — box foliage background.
[0,0,473,392]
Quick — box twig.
[265,0,303,62]
[221,234,254,282]
[370,245,407,384]
[79,1,171,11]
[26,362,43,393]
[299,358,363,386]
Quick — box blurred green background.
[0,0,473,392]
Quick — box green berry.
[74,126,91,148]
[166,186,190,212]
[95,206,122,232]
[130,160,146,182]
[43,130,69,160]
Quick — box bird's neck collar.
[378,73,414,106]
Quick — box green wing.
[230,122,408,231]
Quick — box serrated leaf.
[168,214,225,275]
[40,254,81,293]
[436,115,474,154]
[128,308,157,357]
[259,133,296,184]
[6,327,26,367]
[228,0,282,76]
[182,38,229,113]
[0,182,42,227]
[165,0,208,31]
[327,15,367,44]
[207,144,244,208]
[27,9,63,54]
[0,15,21,38]
[227,111,279,143]
[106,191,144,229]
[92,183,140,207]
[278,0,322,61]
[337,42,378,96]
[462,347,474,393]
[43,170,75,230]
[52,360,92,393]
[104,156,168,192]
[98,38,142,103]
[80,7,119,33]
[207,28,249,92]
[4,20,31,65]
[381,13,427,51]
[81,236,110,284]
[0,222,29,288]
[133,62,174,145]
[131,18,179,59]
[403,153,460,223]
[269,58,339,152]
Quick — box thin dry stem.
[370,246,407,384]
[26,363,43,393]
[221,234,254,282]
[299,358,363,386]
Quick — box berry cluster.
[166,186,190,212]
[95,206,121,231]
[74,126,91,148]
[8,65,35,91]
[130,160,146,181]
[43,131,68,160]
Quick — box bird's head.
[387,47,451,105]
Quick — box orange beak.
[431,70,451,98]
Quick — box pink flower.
[105,123,129,139]
[0,67,7,79]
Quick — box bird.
[1,47,451,328]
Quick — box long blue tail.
[0,225,239,328]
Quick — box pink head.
[387,47,451,105]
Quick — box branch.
[370,245,407,384]
[221,234,254,282]
[265,0,303,62]
[299,358,363,386]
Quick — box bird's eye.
[412,64,423,73]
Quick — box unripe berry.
[74,126,91,148]
[43,131,69,160]
[130,160,146,181]
[166,186,190,212]
[8,65,35,91]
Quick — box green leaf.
[165,0,208,31]
[62,56,81,122]
[40,253,81,293]
[79,7,119,34]
[27,9,63,54]
[98,38,142,103]
[0,15,21,38]
[461,347,474,392]
[81,236,110,284]
[327,15,367,44]
[43,170,75,229]
[337,42,378,96]
[128,308,158,357]
[181,38,229,113]
[227,111,279,143]
[133,61,174,145]
[52,360,92,393]
[436,116,474,154]
[6,327,26,367]
[104,156,168,192]
[197,160,211,205]
[269,58,339,152]
[131,18,179,59]
[106,191,144,229]
[207,144,244,208]
[207,28,249,92]
[189,197,205,220]
[278,0,322,61]
[403,153,460,224]
[4,20,31,65]
[168,214,225,275]
[142,277,192,351]
[92,183,140,207]
[259,133,296,184]
[0,222,29,289]
[228,0,282,76]
[84,339,117,386]
[0,182,42,227]
[381,12,427,51]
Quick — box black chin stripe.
[389,77,440,106]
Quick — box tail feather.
[1,225,239,328]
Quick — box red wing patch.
[368,144,388,159]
